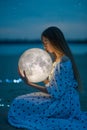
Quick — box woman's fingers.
[23,70,30,84]
[23,70,28,80]
[23,70,37,87]
[18,67,23,79]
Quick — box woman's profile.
[8,26,87,130]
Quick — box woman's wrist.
[29,83,48,93]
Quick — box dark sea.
[0,42,87,55]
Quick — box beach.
[0,53,87,130]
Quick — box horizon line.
[0,38,87,44]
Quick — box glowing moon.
[18,48,52,83]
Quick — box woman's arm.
[23,71,48,93]
[18,67,48,93]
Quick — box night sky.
[0,0,87,40]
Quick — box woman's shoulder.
[56,55,72,69]
[56,55,72,71]
[55,55,72,70]
[61,55,70,63]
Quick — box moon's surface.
[18,48,52,83]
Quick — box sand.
[0,53,87,130]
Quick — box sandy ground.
[0,54,87,130]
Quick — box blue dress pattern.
[8,56,87,130]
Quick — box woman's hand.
[23,71,48,93]
[18,67,31,85]
[18,67,48,93]
[43,78,49,84]
[23,70,35,86]
[18,66,38,86]
[18,67,24,79]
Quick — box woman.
[8,26,87,130]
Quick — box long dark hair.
[41,26,82,91]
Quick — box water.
[69,43,87,54]
[0,43,43,55]
[0,42,87,55]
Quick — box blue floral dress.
[8,56,87,130]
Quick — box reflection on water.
[0,103,10,107]
[0,78,22,108]
[0,98,10,108]
[1,78,22,84]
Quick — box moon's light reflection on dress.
[18,48,52,83]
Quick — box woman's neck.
[54,52,64,62]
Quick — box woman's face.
[42,36,55,53]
